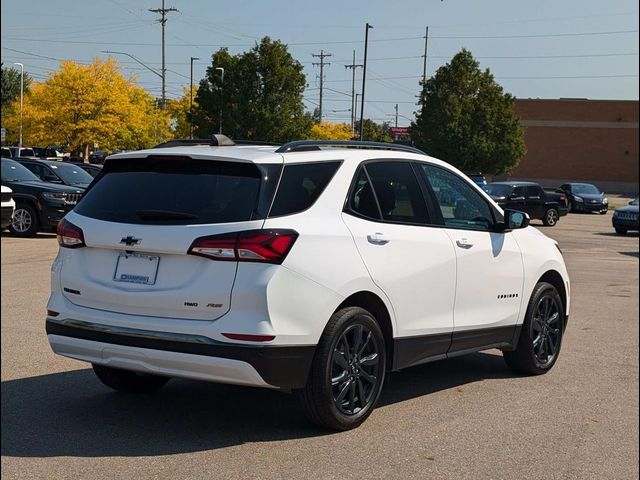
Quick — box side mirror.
[504,209,530,230]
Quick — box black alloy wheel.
[530,294,562,368]
[503,282,565,375]
[330,323,381,416]
[296,307,386,430]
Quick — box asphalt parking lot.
[1,213,638,480]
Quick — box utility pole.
[359,23,373,141]
[312,50,332,121]
[149,0,177,109]
[13,63,23,150]
[189,56,199,139]
[422,26,429,85]
[394,103,398,128]
[344,50,363,135]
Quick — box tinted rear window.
[268,161,341,217]
[75,157,280,225]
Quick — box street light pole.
[13,63,24,150]
[190,56,199,139]
[359,23,373,141]
[215,67,225,134]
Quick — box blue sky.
[2,0,638,126]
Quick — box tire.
[615,228,627,235]
[295,307,386,431]
[92,364,170,393]
[9,204,40,237]
[542,208,559,227]
[503,282,564,375]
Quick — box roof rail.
[275,140,425,155]
[153,134,235,149]
[234,140,282,146]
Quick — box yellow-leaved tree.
[166,85,197,139]
[3,58,172,157]
[308,121,353,140]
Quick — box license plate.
[113,252,160,285]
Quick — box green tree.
[166,85,197,138]
[1,63,31,111]
[354,119,393,142]
[194,37,311,142]
[411,49,526,175]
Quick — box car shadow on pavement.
[619,251,639,258]
[0,232,56,239]
[593,232,639,238]
[1,352,514,458]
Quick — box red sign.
[389,127,410,137]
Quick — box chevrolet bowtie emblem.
[120,236,141,246]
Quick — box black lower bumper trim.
[46,318,315,389]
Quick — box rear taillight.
[188,229,298,264]
[56,218,86,248]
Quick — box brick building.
[505,99,639,194]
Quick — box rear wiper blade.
[135,209,199,220]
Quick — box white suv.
[47,137,570,430]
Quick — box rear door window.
[525,186,543,198]
[268,161,341,217]
[75,157,280,225]
[347,161,430,224]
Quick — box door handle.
[456,238,473,249]
[367,233,389,245]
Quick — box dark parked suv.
[1,158,83,236]
[15,158,93,189]
[484,181,569,226]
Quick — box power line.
[2,29,636,47]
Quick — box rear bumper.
[46,318,315,389]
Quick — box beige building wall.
[506,99,639,194]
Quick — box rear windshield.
[75,157,281,225]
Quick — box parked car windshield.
[48,162,94,185]
[571,184,600,195]
[1,158,41,182]
[483,184,512,197]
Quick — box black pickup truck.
[484,181,569,226]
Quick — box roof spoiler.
[153,134,236,148]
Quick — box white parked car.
[47,138,570,430]
[1,185,16,230]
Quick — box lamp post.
[359,23,373,141]
[215,67,225,134]
[189,56,199,139]
[13,63,24,150]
